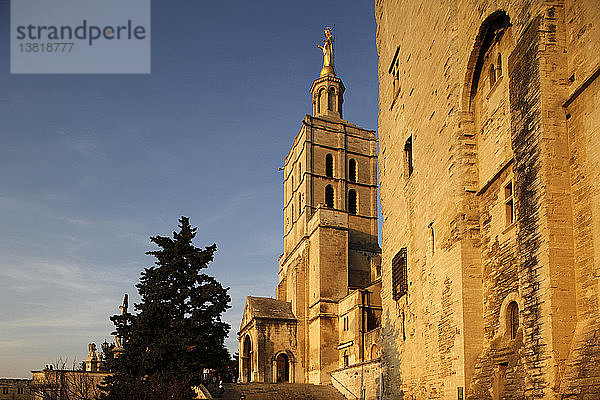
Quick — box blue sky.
[0,0,378,377]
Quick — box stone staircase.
[213,382,347,400]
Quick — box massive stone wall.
[376,0,600,398]
[331,359,383,400]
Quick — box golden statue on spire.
[317,27,335,77]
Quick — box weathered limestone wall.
[331,359,383,400]
[376,0,470,397]
[376,0,600,398]
[238,318,298,384]
[257,321,299,383]
[307,208,349,384]
[560,1,600,396]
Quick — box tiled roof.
[246,296,296,320]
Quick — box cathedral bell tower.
[311,27,344,119]
[240,28,380,387]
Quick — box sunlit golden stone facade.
[239,46,382,396]
[376,0,600,398]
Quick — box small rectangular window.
[2,387,8,394]
[392,248,408,300]
[404,137,413,177]
[18,387,24,394]
[504,181,514,226]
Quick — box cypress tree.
[103,217,230,399]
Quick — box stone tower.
[275,41,380,384]
[239,31,382,390]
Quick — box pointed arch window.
[325,185,334,208]
[348,189,357,214]
[325,154,334,178]
[349,159,357,182]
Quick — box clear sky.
[0,0,378,378]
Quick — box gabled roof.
[240,296,297,332]
[246,296,296,320]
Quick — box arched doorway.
[275,353,290,383]
[242,335,252,383]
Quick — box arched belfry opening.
[318,88,325,114]
[242,335,253,383]
[325,185,334,208]
[348,189,357,214]
[328,87,335,111]
[349,159,357,182]
[326,154,334,178]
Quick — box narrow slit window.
[349,159,357,182]
[505,181,514,226]
[401,311,406,341]
[429,224,435,255]
[508,301,519,340]
[393,59,400,93]
[348,189,357,214]
[497,53,503,77]
[326,154,334,178]
[404,137,413,177]
[325,185,334,208]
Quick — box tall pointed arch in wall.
[462,10,511,111]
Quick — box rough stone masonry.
[375,0,600,398]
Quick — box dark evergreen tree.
[102,217,231,399]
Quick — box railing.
[329,372,359,400]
